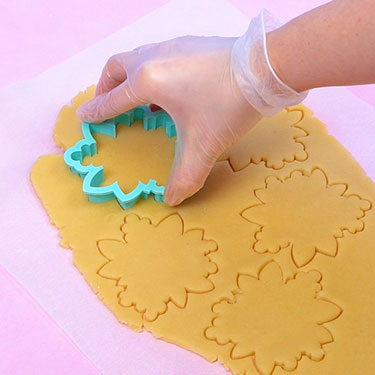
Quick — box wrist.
[266,25,312,93]
[231,9,309,117]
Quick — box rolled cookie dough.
[31,86,375,375]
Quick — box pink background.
[0,0,169,89]
[2,0,374,105]
[0,1,374,374]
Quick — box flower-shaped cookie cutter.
[64,105,176,209]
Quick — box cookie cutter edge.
[63,105,176,209]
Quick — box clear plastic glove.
[77,10,308,206]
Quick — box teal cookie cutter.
[63,105,176,209]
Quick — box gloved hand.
[77,10,308,206]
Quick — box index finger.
[95,52,131,97]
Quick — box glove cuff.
[231,9,308,117]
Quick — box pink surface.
[348,84,375,107]
[0,266,100,375]
[0,0,169,89]
[0,1,374,375]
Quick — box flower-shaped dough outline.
[63,105,176,209]
[242,167,372,267]
[205,261,343,375]
[219,108,309,171]
[97,213,218,321]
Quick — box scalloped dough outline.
[224,108,309,173]
[241,167,373,268]
[204,261,343,375]
[96,212,219,322]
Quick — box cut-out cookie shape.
[219,109,308,171]
[205,262,342,375]
[242,168,372,267]
[97,213,218,321]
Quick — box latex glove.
[77,10,308,206]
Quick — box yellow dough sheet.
[31,86,375,375]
